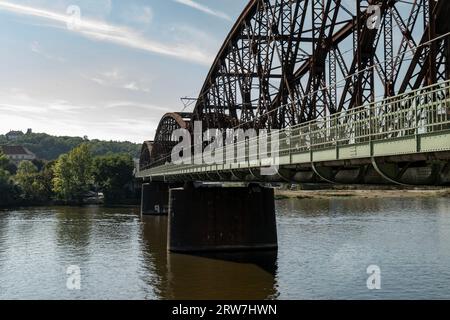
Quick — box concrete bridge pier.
[168,183,278,253]
[141,182,170,215]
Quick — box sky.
[0,0,244,143]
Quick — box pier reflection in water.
[139,215,278,300]
[0,196,449,299]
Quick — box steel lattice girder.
[193,0,450,129]
[143,0,450,168]
[141,113,191,169]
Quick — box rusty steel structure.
[141,0,450,170]
[140,112,192,168]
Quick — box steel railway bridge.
[137,0,450,253]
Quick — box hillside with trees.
[0,131,141,160]
[0,144,138,207]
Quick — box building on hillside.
[5,130,24,141]
[0,145,36,165]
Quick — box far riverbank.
[275,186,450,200]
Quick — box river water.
[0,196,449,300]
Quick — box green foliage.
[0,132,141,160]
[31,159,46,172]
[1,143,137,207]
[89,140,141,158]
[13,160,54,203]
[92,154,135,204]
[15,161,38,201]
[0,169,20,207]
[0,152,19,206]
[52,143,93,204]
[52,154,71,202]
[0,151,17,175]
[39,161,56,200]
[0,151,9,169]
[4,162,17,175]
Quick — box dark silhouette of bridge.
[136,0,450,253]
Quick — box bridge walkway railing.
[138,80,450,178]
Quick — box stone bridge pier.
[141,182,170,215]
[141,182,278,253]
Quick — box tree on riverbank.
[0,151,9,169]
[15,161,38,202]
[14,161,54,204]
[92,154,135,205]
[1,146,137,207]
[0,131,141,160]
[0,169,19,206]
[53,143,93,204]
[0,152,20,206]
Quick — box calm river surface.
[0,196,449,300]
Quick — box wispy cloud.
[122,82,150,93]
[122,5,153,26]
[105,101,172,113]
[0,89,90,115]
[0,89,166,142]
[30,41,66,62]
[0,1,213,65]
[173,0,231,21]
[82,69,152,93]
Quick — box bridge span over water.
[138,81,450,186]
[136,0,450,253]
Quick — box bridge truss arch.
[141,0,450,170]
[193,0,450,129]
[140,112,192,170]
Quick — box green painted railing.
[138,80,450,177]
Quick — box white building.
[5,130,24,141]
[0,145,36,165]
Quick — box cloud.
[102,69,121,80]
[122,82,150,93]
[169,23,221,54]
[0,90,167,142]
[173,0,231,21]
[82,69,151,93]
[0,89,89,115]
[0,110,157,143]
[0,1,213,65]
[105,101,172,113]
[122,5,153,26]
[30,41,65,62]
[135,6,153,24]
[90,77,106,85]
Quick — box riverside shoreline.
[275,187,450,200]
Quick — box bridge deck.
[138,81,450,181]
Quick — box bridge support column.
[168,184,278,253]
[141,182,169,215]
